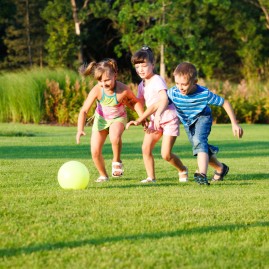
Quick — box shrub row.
[0,69,268,125]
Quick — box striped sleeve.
[207,91,224,106]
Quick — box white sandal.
[179,167,188,182]
[112,162,124,177]
[95,176,109,183]
[141,177,156,183]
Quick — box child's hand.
[126,120,141,129]
[76,131,86,144]
[142,120,149,131]
[232,124,243,139]
[154,114,161,130]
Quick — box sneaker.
[194,173,210,186]
[95,176,109,183]
[141,177,156,183]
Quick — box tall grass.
[0,68,81,123]
[0,123,268,269]
[1,69,269,124]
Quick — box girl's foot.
[179,167,188,182]
[112,162,124,177]
[95,176,109,183]
[141,177,156,183]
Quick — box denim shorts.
[184,114,219,156]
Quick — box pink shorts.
[148,117,179,136]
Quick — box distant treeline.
[1,0,269,82]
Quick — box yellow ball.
[58,161,89,190]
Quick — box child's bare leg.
[209,154,222,170]
[109,122,125,162]
[209,154,228,180]
[197,152,209,175]
[142,132,161,179]
[91,130,109,177]
[161,135,186,172]
[109,122,125,177]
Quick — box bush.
[44,76,90,125]
[204,79,269,124]
[0,69,269,125]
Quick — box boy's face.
[134,61,154,80]
[174,74,197,95]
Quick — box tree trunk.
[160,44,165,79]
[25,0,32,67]
[160,1,166,79]
[70,0,83,63]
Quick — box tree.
[0,0,15,65]
[3,0,47,69]
[87,0,176,79]
[42,0,77,68]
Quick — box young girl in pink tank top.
[76,58,144,182]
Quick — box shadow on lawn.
[91,182,180,189]
[0,221,268,258]
[0,141,269,159]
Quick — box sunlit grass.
[0,123,268,269]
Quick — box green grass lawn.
[0,123,268,269]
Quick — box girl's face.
[98,71,116,90]
[174,74,197,95]
[134,61,154,80]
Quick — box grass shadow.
[1,141,269,160]
[90,182,179,189]
[0,221,268,258]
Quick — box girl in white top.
[127,46,188,183]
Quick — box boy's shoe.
[194,173,210,186]
[212,163,229,181]
[141,177,156,183]
[95,176,109,183]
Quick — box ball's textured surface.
[58,161,89,190]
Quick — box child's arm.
[222,100,244,138]
[153,90,169,129]
[123,89,144,117]
[76,86,98,144]
[126,101,161,129]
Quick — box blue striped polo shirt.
[167,84,224,126]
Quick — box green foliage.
[205,79,269,124]
[0,68,83,124]
[44,76,90,125]
[0,123,268,268]
[1,0,269,81]
[41,0,78,68]
[0,70,44,123]
[1,68,269,124]
[3,0,47,69]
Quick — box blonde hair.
[80,58,118,80]
[173,62,197,81]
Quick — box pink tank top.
[95,88,127,120]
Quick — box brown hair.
[173,62,198,81]
[80,58,118,80]
[131,45,155,65]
